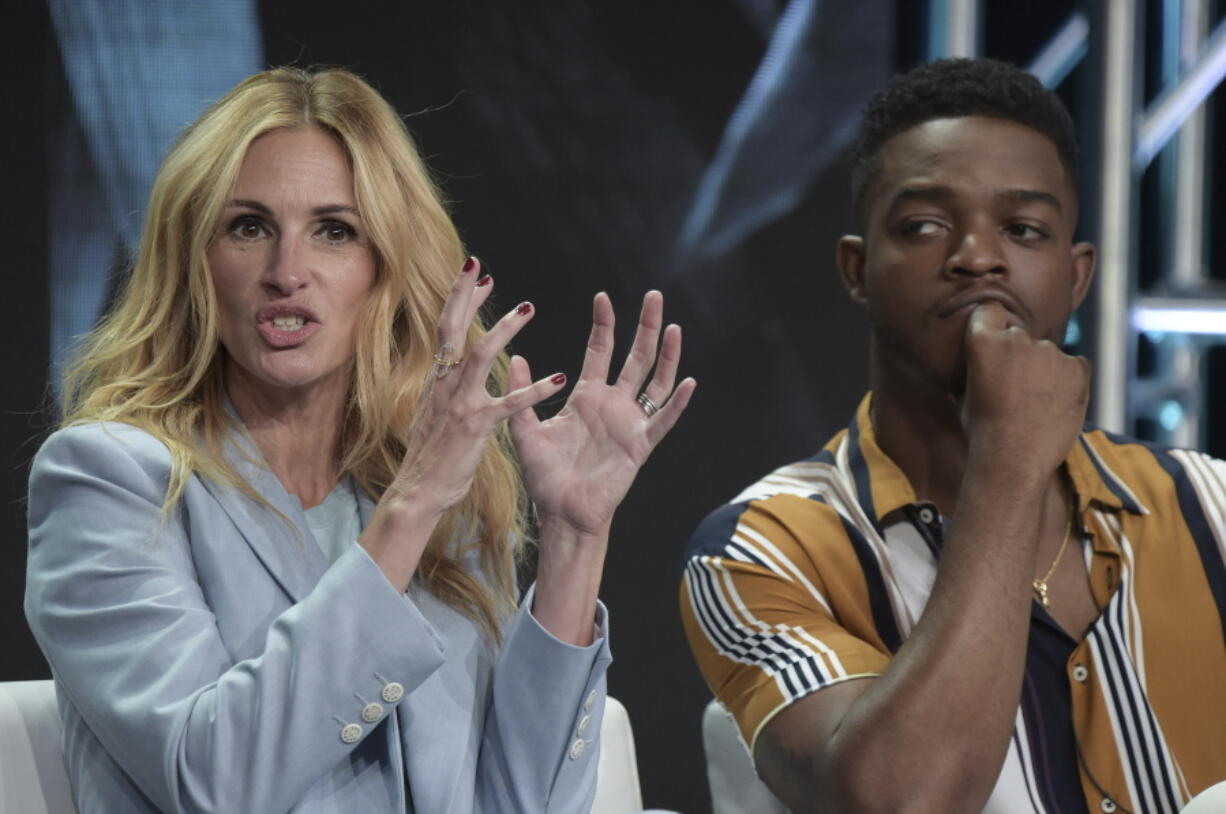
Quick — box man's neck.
[870,379,970,515]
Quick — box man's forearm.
[822,464,1046,812]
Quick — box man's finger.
[967,300,1010,336]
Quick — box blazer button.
[577,714,592,736]
[568,739,586,760]
[583,690,597,712]
[340,723,363,744]
[362,702,384,723]
[381,682,405,703]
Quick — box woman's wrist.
[531,516,609,646]
[536,512,611,551]
[360,492,445,592]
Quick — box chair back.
[1182,781,1226,813]
[703,699,789,814]
[0,680,77,814]
[593,696,644,814]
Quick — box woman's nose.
[262,237,308,295]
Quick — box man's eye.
[901,220,942,236]
[1007,223,1046,240]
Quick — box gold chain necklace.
[1033,515,1074,609]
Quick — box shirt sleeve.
[680,495,892,754]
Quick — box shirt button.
[340,723,363,744]
[362,702,384,723]
[918,506,937,525]
[1100,797,1116,813]
[1072,664,1089,683]
[381,682,404,703]
[568,738,586,760]
[577,714,592,736]
[583,690,597,712]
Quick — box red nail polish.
[516,302,533,315]
[462,256,477,272]
[551,373,566,385]
[476,274,492,287]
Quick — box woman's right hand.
[360,259,565,592]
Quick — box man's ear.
[1070,241,1096,309]
[837,235,869,306]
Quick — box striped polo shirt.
[681,393,1226,813]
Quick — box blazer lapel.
[199,422,329,604]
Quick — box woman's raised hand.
[508,290,696,542]
[361,259,565,591]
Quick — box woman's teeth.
[272,316,305,330]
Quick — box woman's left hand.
[508,290,695,542]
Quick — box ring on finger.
[637,392,659,418]
[432,343,463,379]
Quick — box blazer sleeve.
[477,585,612,813]
[24,424,449,813]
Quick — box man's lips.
[935,289,1027,322]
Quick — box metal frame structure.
[927,0,1226,443]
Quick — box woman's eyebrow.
[311,204,362,217]
[225,199,271,213]
[222,200,361,218]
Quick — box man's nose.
[262,237,308,295]
[945,227,1006,278]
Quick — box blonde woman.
[25,67,694,813]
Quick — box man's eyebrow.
[995,188,1063,214]
[224,200,362,217]
[888,186,957,210]
[884,186,1064,216]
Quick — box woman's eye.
[318,221,357,243]
[229,217,266,240]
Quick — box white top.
[302,477,362,564]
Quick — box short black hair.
[850,57,1079,227]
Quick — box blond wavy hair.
[61,67,525,639]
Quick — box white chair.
[1182,781,1226,812]
[702,699,789,814]
[0,681,76,814]
[0,680,643,814]
[593,696,645,814]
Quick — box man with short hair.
[681,58,1226,813]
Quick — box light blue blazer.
[24,422,611,813]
